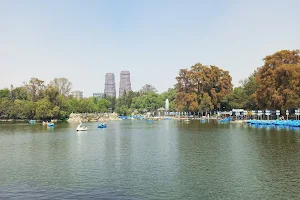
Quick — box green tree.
[45,85,60,106]
[80,98,97,113]
[104,96,116,111]
[0,99,13,118]
[97,99,111,113]
[52,106,60,119]
[67,98,80,113]
[115,91,139,114]
[57,94,68,113]
[35,98,53,119]
[0,88,10,99]
[161,88,176,111]
[115,105,131,116]
[9,100,27,119]
[10,86,28,101]
[240,71,258,109]
[131,92,164,112]
[228,87,247,109]
[24,101,36,119]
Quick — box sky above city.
[1,0,300,97]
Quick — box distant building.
[119,71,132,97]
[104,73,116,97]
[71,90,83,99]
[93,93,105,99]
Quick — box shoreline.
[0,116,250,123]
[0,119,62,122]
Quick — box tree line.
[114,87,176,116]
[0,77,114,120]
[0,49,299,119]
[0,77,175,119]
[174,49,300,114]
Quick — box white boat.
[76,122,87,131]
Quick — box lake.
[0,120,300,199]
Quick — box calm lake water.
[1,120,300,199]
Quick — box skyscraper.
[119,71,132,97]
[104,73,116,97]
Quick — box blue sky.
[1,0,299,97]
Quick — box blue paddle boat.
[47,123,55,127]
[29,120,36,124]
[98,123,107,128]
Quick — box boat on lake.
[47,123,55,127]
[98,123,107,128]
[219,118,231,123]
[29,120,36,124]
[77,122,87,131]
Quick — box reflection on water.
[0,120,300,199]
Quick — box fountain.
[165,99,169,111]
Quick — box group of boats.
[145,117,172,123]
[219,118,232,123]
[29,120,55,127]
[119,116,173,121]
[247,120,300,127]
[42,121,55,127]
[29,120,107,131]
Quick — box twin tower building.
[104,71,131,97]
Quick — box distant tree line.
[0,49,299,119]
[0,77,113,120]
[0,77,175,119]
